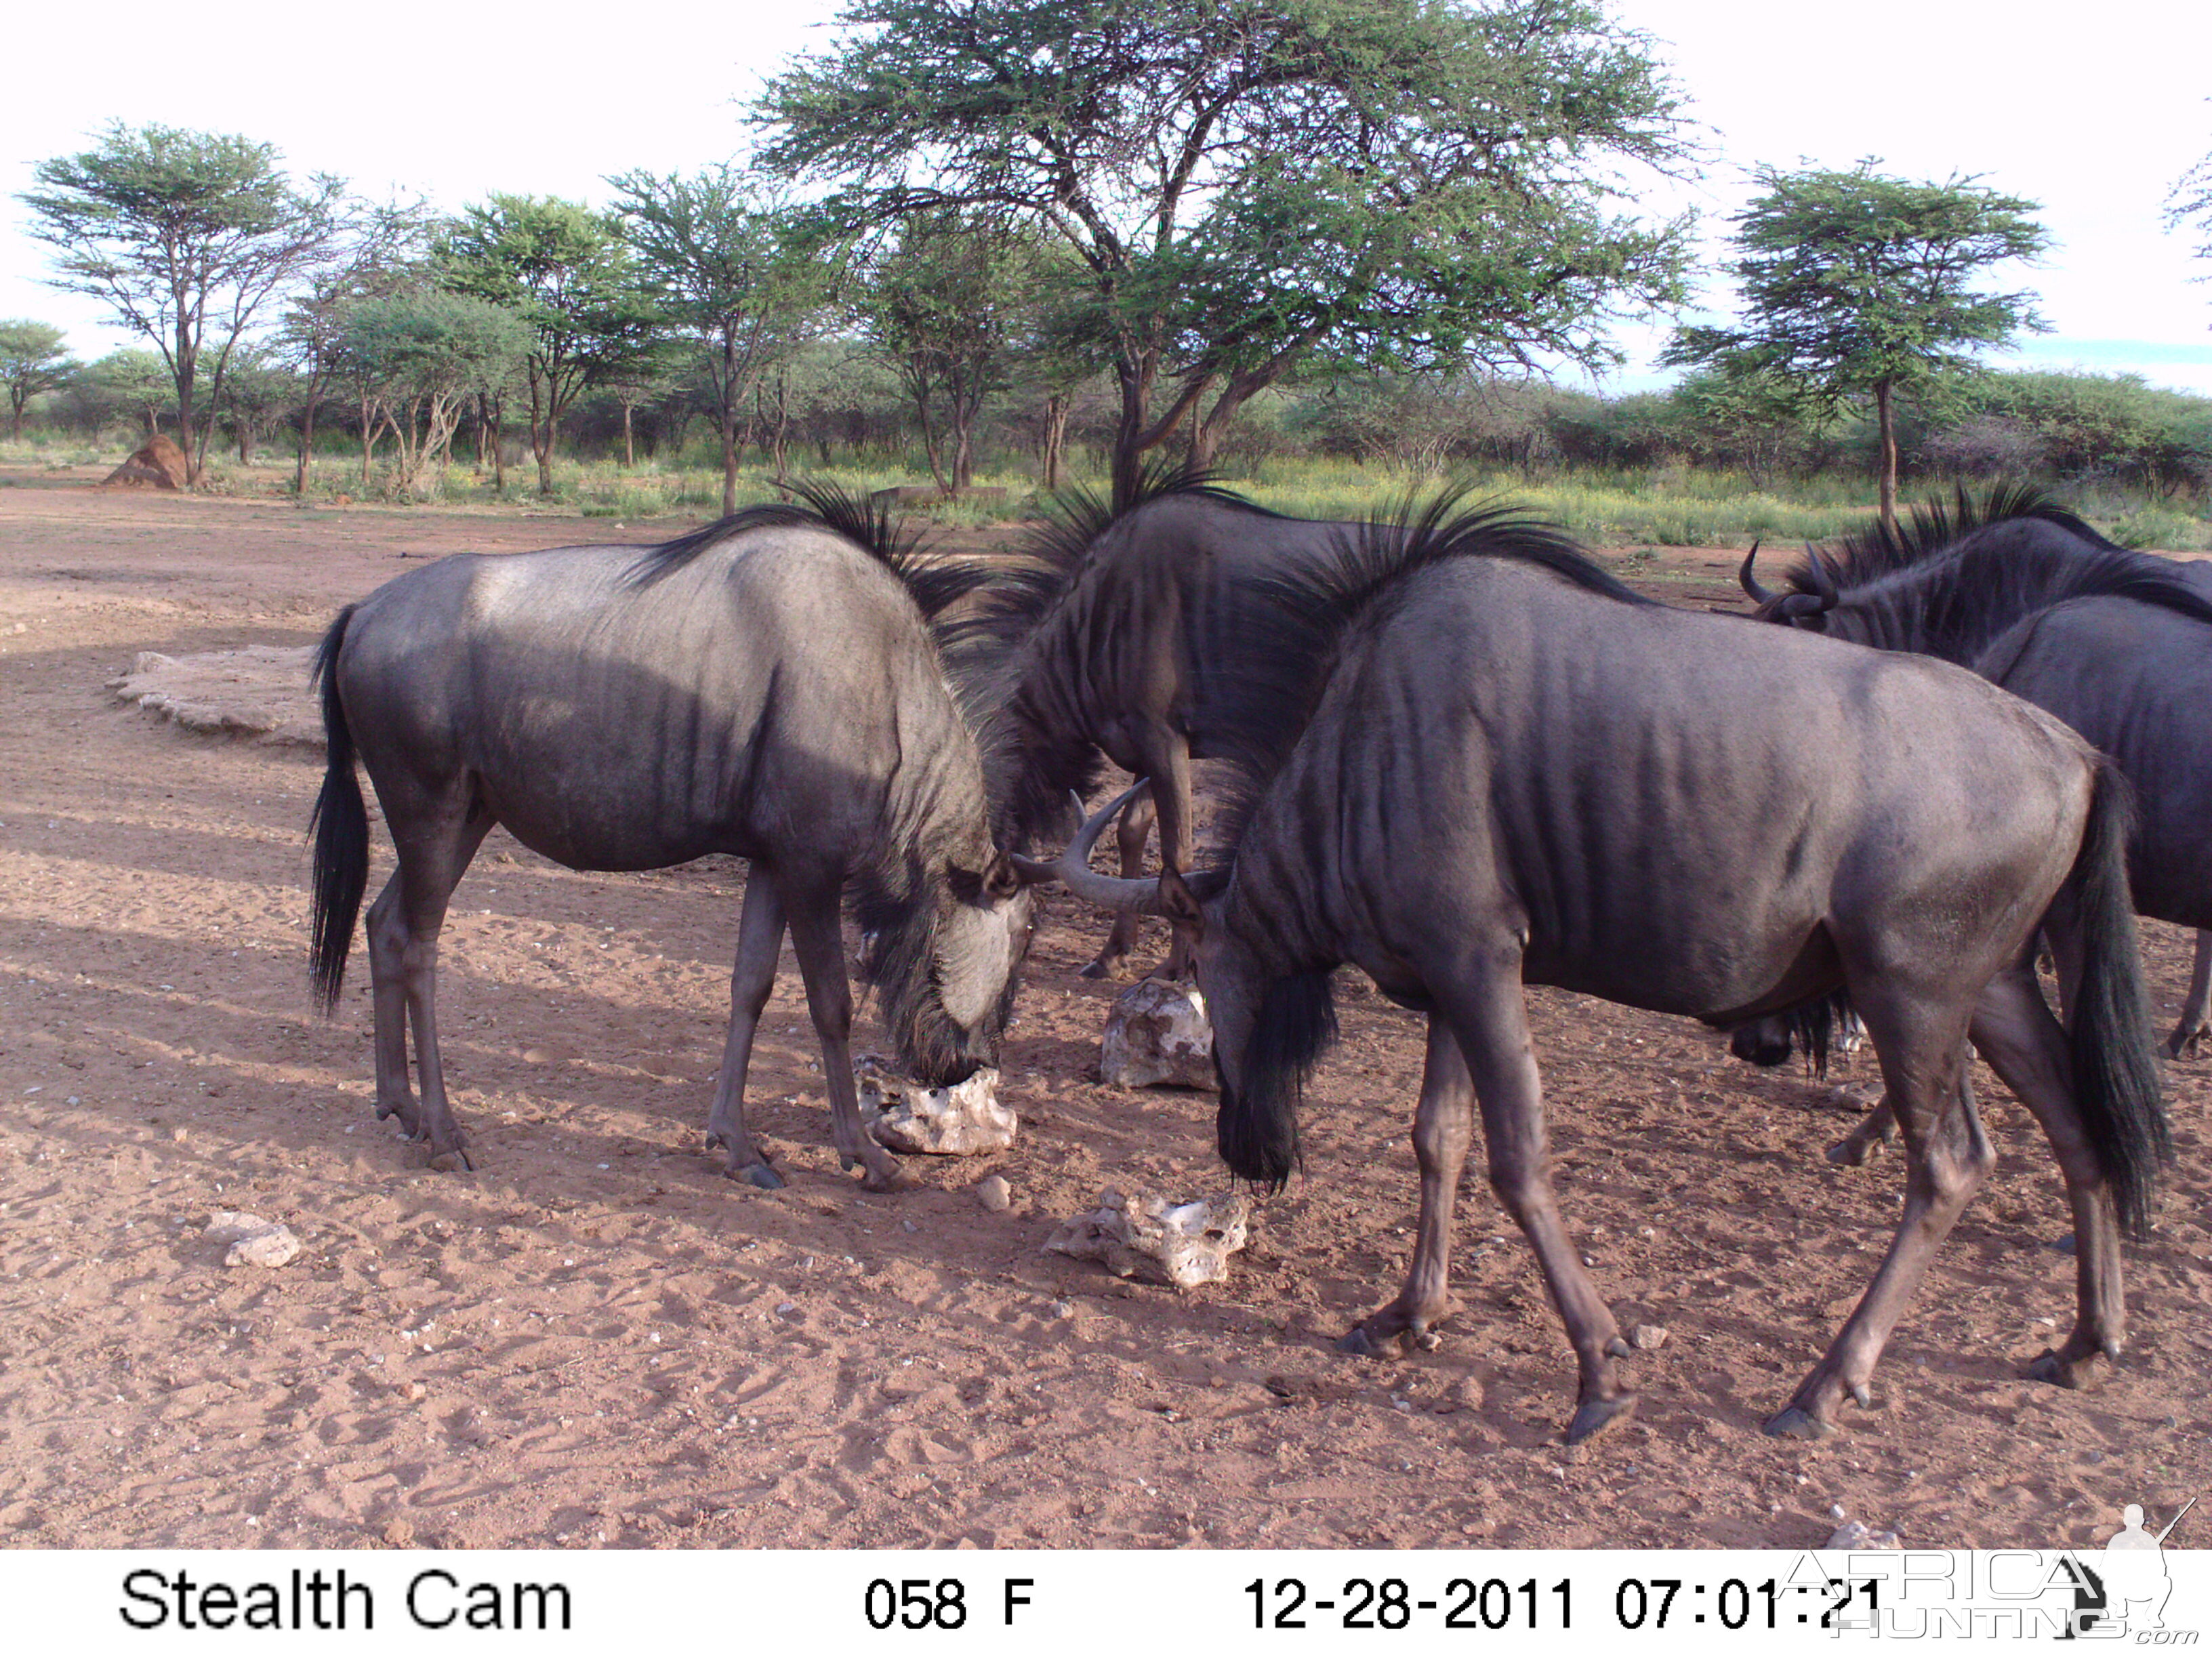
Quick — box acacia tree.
[607,167,834,513]
[82,348,173,437]
[855,212,1059,491]
[20,123,344,484]
[1664,161,2049,535]
[758,0,1692,504]
[440,195,658,494]
[0,321,81,442]
[334,289,532,497]
[279,197,432,494]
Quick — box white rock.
[1825,1518,1902,1551]
[108,644,321,747]
[1631,1323,1669,1351]
[1100,979,1214,1089]
[855,1056,1015,1155]
[205,1211,301,1269]
[976,1174,1012,1212]
[1043,1188,1250,1289]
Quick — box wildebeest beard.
[853,855,1005,1088]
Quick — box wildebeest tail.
[2062,758,2171,1240]
[308,607,369,1015]
[1218,968,1337,1191]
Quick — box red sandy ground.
[0,476,2205,1551]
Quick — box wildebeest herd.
[306,473,2212,1446]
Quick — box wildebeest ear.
[981,851,1022,901]
[1159,869,1206,926]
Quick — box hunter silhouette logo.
[2056,1496,2196,1639]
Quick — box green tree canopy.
[855,211,1063,491]
[606,166,835,511]
[439,194,659,493]
[757,0,1694,503]
[1664,159,2049,532]
[334,288,533,497]
[19,123,344,482]
[0,320,81,442]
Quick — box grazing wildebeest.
[1030,496,2171,1443]
[1738,491,2212,1156]
[308,489,1041,1190]
[970,466,1355,979]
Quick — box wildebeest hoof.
[2165,1025,2205,1061]
[860,1162,914,1194]
[1078,956,1121,981]
[1413,1328,1443,1352]
[1604,1335,1634,1359]
[1826,1136,1873,1167]
[2024,1347,2103,1389]
[1763,1405,1836,1440]
[727,1160,784,1191]
[1848,1380,1874,1408]
[427,1147,473,1173]
[1565,1393,1637,1444]
[1338,1326,1385,1358]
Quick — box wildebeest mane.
[944,457,1288,663]
[621,479,991,628]
[1205,486,1647,858]
[952,459,1289,848]
[1763,484,2212,659]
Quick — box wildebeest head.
[1019,787,1318,1187]
[1730,1015,1796,1067]
[868,847,1046,1088]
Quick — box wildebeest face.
[1730,1016,1795,1067]
[935,853,1044,1061]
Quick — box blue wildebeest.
[1029,495,2171,1443]
[967,466,1355,979]
[308,489,1042,1190]
[1740,490,2212,1159]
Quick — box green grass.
[8,429,2207,550]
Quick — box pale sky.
[3,0,2209,392]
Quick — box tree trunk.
[8,397,23,443]
[622,401,635,469]
[1040,392,1068,491]
[1875,380,1898,540]
[293,380,321,496]
[359,394,375,491]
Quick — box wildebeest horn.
[1769,544,1839,622]
[1738,541,1776,604]
[1802,544,1840,605]
[1009,784,1175,914]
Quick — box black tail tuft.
[308,607,371,1015]
[2062,760,2172,1240]
[1217,968,1337,1191]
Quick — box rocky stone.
[1100,979,1214,1089]
[1631,1323,1669,1351]
[1043,1188,1250,1289]
[100,435,189,490]
[1825,1518,1902,1551]
[855,1055,1015,1155]
[205,1210,301,1268]
[976,1174,1012,1212]
[109,644,321,746]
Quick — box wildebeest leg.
[2167,931,2211,1059]
[781,878,909,1193]
[365,800,491,1172]
[1340,1018,1473,1354]
[1080,787,1156,979]
[703,867,787,1189]
[1149,741,1199,979]
[1965,959,2127,1387]
[1827,1099,1898,1166]
[1442,968,1636,1444]
[1768,991,1990,1439]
